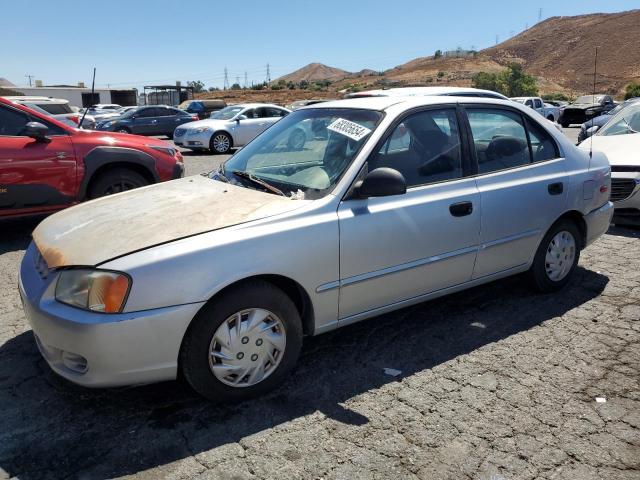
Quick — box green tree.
[624,82,640,100]
[472,64,538,96]
[230,83,241,90]
[298,80,309,89]
[434,49,443,59]
[187,80,205,93]
[472,71,501,92]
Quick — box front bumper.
[173,130,213,149]
[611,172,640,226]
[583,201,614,247]
[19,243,204,387]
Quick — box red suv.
[0,97,184,219]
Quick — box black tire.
[528,219,581,293]
[560,121,570,128]
[166,132,174,140]
[180,280,303,402]
[116,127,130,134]
[546,115,554,121]
[287,128,306,150]
[88,168,148,199]
[209,132,232,154]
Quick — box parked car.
[96,106,198,137]
[561,94,616,127]
[0,98,184,218]
[545,100,569,109]
[22,103,96,130]
[345,86,509,100]
[4,96,95,129]
[178,99,226,119]
[578,102,640,226]
[20,95,612,401]
[174,103,290,153]
[91,103,122,111]
[511,96,562,122]
[578,97,640,143]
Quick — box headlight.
[147,144,178,157]
[190,127,213,134]
[55,269,131,313]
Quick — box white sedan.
[174,103,290,153]
[579,102,640,227]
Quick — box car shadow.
[607,224,640,239]
[0,267,608,479]
[0,216,44,255]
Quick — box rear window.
[37,103,73,114]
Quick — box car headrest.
[486,136,527,159]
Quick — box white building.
[10,85,138,108]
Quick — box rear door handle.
[449,201,473,217]
[548,182,563,195]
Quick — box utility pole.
[266,63,271,83]
[25,74,34,87]
[223,67,229,90]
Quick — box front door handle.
[548,182,563,195]
[449,201,473,217]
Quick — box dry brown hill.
[275,63,351,83]
[483,9,640,94]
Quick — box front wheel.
[180,280,303,402]
[210,132,232,154]
[528,220,580,292]
[560,121,570,128]
[88,168,148,199]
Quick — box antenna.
[25,74,34,87]
[589,46,599,161]
[79,67,95,129]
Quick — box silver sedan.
[20,96,613,401]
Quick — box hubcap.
[213,134,230,152]
[104,180,138,195]
[545,230,576,281]
[208,308,286,387]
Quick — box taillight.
[191,115,198,120]
[68,114,80,124]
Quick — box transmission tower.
[235,76,240,87]
[538,8,543,22]
[223,67,229,90]
[266,63,271,83]
[25,74,34,87]
[244,71,248,88]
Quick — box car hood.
[568,103,600,110]
[33,176,307,268]
[578,134,640,166]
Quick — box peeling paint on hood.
[33,176,307,268]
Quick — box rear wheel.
[528,220,580,292]
[180,280,303,402]
[88,168,148,199]
[560,121,570,128]
[210,132,232,154]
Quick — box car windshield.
[575,95,603,104]
[215,108,383,199]
[211,106,244,120]
[599,103,640,136]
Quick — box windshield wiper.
[622,117,638,134]
[231,170,285,196]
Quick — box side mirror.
[354,168,406,198]
[24,122,50,142]
[586,125,600,135]
[236,115,248,122]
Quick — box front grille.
[611,179,637,202]
[174,128,186,137]
[33,247,49,279]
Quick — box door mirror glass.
[24,121,50,141]
[356,168,406,198]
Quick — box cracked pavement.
[1,141,639,479]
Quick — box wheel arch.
[80,146,160,200]
[551,210,588,249]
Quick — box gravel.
[1,128,638,480]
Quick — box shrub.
[624,82,640,100]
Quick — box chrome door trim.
[316,245,478,293]
[479,229,542,250]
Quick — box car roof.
[304,95,524,112]
[345,86,508,100]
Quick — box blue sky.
[2,0,637,90]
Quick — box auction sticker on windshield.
[327,118,372,141]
